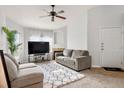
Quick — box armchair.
[0,51,44,88]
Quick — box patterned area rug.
[37,61,85,88]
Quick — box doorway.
[100,27,123,68]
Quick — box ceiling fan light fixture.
[40,5,66,22]
[51,16,54,22]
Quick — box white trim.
[92,65,101,68]
[122,26,124,68]
[100,26,122,29]
[99,27,102,67]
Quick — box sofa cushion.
[4,55,18,81]
[71,50,84,58]
[11,66,44,88]
[71,50,89,58]
[4,53,19,69]
[82,50,89,56]
[19,63,37,69]
[63,57,76,67]
[63,49,73,57]
[56,56,65,61]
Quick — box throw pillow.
[71,50,84,59]
[63,49,73,57]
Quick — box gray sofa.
[56,49,91,71]
[4,53,44,88]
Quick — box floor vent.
[103,67,124,72]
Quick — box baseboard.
[92,65,101,68]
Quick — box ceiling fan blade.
[51,16,54,21]
[39,15,50,18]
[56,15,66,19]
[57,10,64,14]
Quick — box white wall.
[6,18,24,61]
[66,6,88,50]
[23,28,53,62]
[88,6,124,67]
[0,10,24,62]
[0,11,7,51]
[53,26,67,48]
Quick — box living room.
[0,4,124,89]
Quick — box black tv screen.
[28,41,49,54]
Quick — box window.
[15,32,20,45]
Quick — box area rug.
[37,61,85,88]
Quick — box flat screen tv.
[28,41,49,54]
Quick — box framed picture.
[0,50,11,88]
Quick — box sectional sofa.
[56,49,91,71]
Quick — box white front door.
[100,27,123,68]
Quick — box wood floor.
[62,68,124,88]
[89,68,124,79]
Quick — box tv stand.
[33,53,45,57]
[28,53,52,62]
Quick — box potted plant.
[2,26,22,55]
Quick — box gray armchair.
[4,53,44,88]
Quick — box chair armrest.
[75,56,91,70]
[55,52,63,57]
[19,63,37,69]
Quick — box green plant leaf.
[2,26,21,55]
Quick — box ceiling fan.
[40,5,66,22]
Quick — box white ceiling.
[0,5,96,30]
